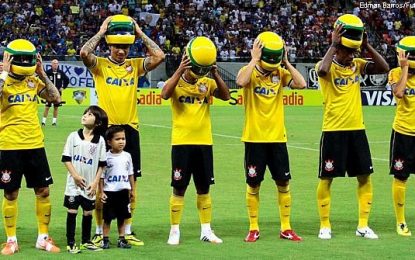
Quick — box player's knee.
[173,187,186,196]
[34,187,50,198]
[68,209,78,214]
[275,179,289,187]
[196,186,210,195]
[4,189,19,200]
[83,210,93,216]
[357,174,371,185]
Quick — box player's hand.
[73,174,87,189]
[2,52,12,73]
[331,24,344,47]
[99,16,113,35]
[177,54,191,75]
[210,64,219,77]
[35,53,45,76]
[101,192,108,203]
[398,51,410,68]
[282,43,288,65]
[86,181,98,197]
[132,19,143,37]
[251,38,263,62]
[129,190,135,202]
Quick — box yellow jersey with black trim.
[240,65,292,142]
[89,57,145,128]
[316,58,369,131]
[169,76,217,145]
[389,67,415,135]
[0,75,45,150]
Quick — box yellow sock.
[393,178,407,224]
[125,188,137,226]
[317,179,332,229]
[357,175,373,228]
[95,195,103,229]
[246,185,260,231]
[2,198,17,237]
[36,196,51,234]
[197,194,212,224]
[277,185,291,231]
[170,194,184,225]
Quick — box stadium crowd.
[0,0,413,63]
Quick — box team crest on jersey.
[68,196,75,203]
[324,160,334,172]
[247,165,257,177]
[394,159,404,171]
[1,170,12,183]
[125,65,133,73]
[271,75,280,84]
[173,168,182,180]
[198,83,207,93]
[27,80,35,89]
[89,144,97,156]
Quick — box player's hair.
[83,105,108,137]
[105,125,125,142]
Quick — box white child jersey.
[62,129,107,199]
[102,150,134,192]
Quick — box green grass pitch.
[1,105,415,259]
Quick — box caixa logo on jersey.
[361,90,396,106]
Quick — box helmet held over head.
[257,31,284,71]
[397,36,415,69]
[334,14,364,49]
[105,15,136,45]
[5,39,37,76]
[185,36,217,78]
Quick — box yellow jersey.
[240,66,292,142]
[0,75,45,150]
[316,58,369,131]
[389,67,415,135]
[89,57,146,128]
[169,76,217,145]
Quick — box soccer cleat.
[356,227,378,239]
[117,238,131,249]
[244,230,260,242]
[102,239,110,249]
[41,122,46,126]
[1,241,19,255]
[36,237,60,253]
[200,230,223,244]
[125,232,144,246]
[67,244,81,254]
[91,234,103,247]
[80,241,103,251]
[318,228,332,240]
[280,229,303,241]
[397,223,411,237]
[167,230,180,245]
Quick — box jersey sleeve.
[388,68,401,86]
[127,153,134,176]
[88,57,102,76]
[36,77,46,95]
[98,137,107,167]
[208,78,218,97]
[133,58,146,77]
[280,67,293,87]
[237,65,254,88]
[61,132,74,162]
[354,58,370,75]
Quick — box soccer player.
[100,126,135,249]
[162,36,230,245]
[389,36,415,236]
[315,14,389,239]
[41,59,69,126]
[80,14,165,246]
[62,106,108,253]
[236,31,306,242]
[0,39,61,255]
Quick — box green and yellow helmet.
[185,36,217,78]
[105,15,136,45]
[335,14,364,49]
[257,31,284,71]
[5,39,37,76]
[397,36,415,69]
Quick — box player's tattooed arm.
[80,16,112,68]
[36,53,61,103]
[132,19,165,71]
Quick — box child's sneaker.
[102,239,110,249]
[66,244,81,254]
[91,234,103,247]
[397,223,411,237]
[1,241,19,255]
[200,230,223,244]
[80,241,102,251]
[36,237,60,253]
[356,226,378,239]
[117,238,131,249]
[167,229,180,245]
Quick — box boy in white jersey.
[315,14,389,240]
[162,37,230,245]
[62,105,108,253]
[389,36,415,236]
[100,126,134,249]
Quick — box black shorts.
[64,195,95,211]
[390,130,415,179]
[171,145,214,190]
[117,125,141,178]
[0,148,53,191]
[103,190,131,222]
[244,142,291,185]
[319,130,374,178]
[45,102,62,107]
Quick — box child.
[101,126,135,249]
[62,105,108,253]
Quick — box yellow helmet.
[397,36,415,69]
[5,39,37,76]
[185,36,217,78]
[105,15,136,45]
[335,14,364,49]
[257,31,284,71]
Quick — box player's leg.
[116,190,131,249]
[52,106,58,125]
[42,103,51,126]
[92,189,104,246]
[244,142,267,242]
[194,145,222,244]
[317,177,333,239]
[1,190,19,255]
[102,191,113,249]
[80,198,102,251]
[63,196,80,254]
